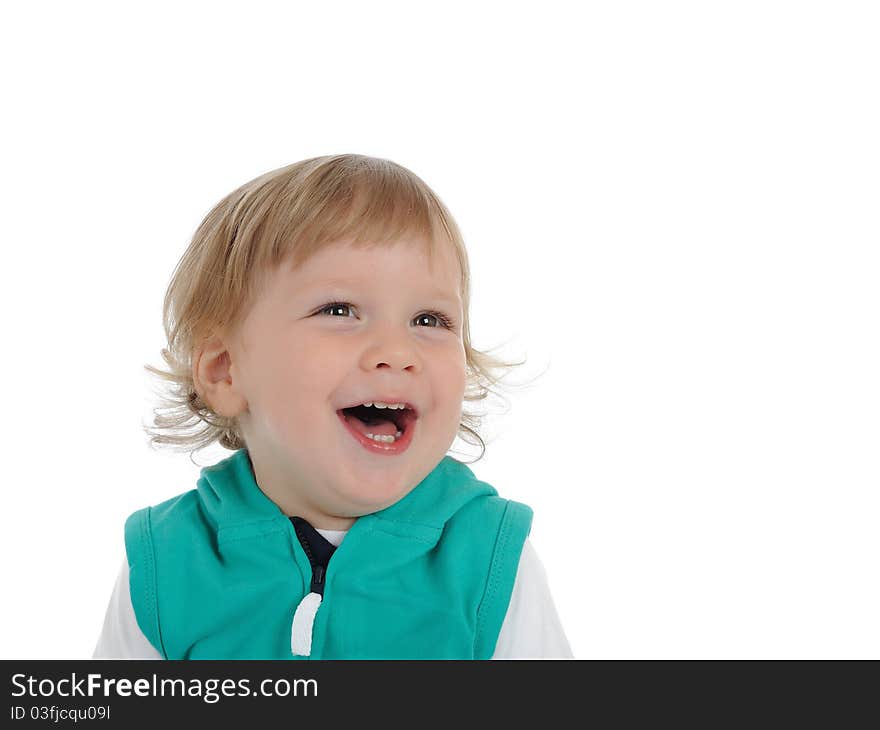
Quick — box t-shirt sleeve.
[92,557,164,660]
[491,538,574,659]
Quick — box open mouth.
[338,404,416,436]
[336,404,418,453]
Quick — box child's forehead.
[263,238,461,305]
[283,236,442,277]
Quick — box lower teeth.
[366,431,403,443]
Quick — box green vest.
[124,449,533,659]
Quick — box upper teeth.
[362,401,406,409]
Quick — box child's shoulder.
[125,487,201,526]
[123,488,206,554]
[125,450,282,536]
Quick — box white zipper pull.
[291,591,322,656]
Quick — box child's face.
[220,237,467,527]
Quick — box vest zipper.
[311,564,325,595]
[290,518,331,595]
[289,517,336,657]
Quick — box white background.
[1,1,878,659]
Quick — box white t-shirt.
[93,530,573,660]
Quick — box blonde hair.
[144,154,528,463]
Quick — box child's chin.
[340,480,416,515]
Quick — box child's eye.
[315,302,456,330]
[414,312,456,330]
[317,301,356,319]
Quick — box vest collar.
[196,448,496,547]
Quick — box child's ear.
[192,335,248,418]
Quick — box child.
[93,154,572,659]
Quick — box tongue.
[343,412,399,437]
